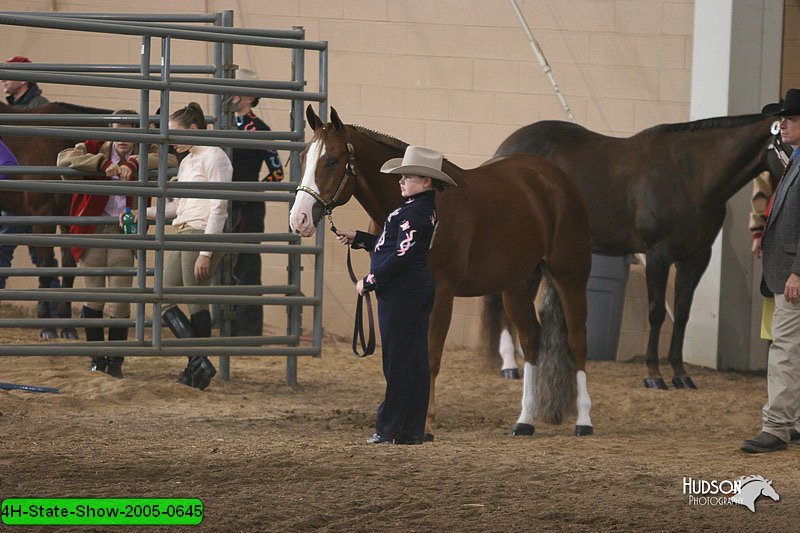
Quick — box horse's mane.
[643,113,768,134]
[351,125,408,152]
[50,101,113,114]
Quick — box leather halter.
[768,134,791,169]
[295,142,357,225]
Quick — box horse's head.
[289,105,357,237]
[759,479,780,502]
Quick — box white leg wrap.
[499,328,517,370]
[576,370,592,427]
[516,362,537,425]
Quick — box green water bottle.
[122,207,137,235]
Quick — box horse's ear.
[331,107,344,131]
[306,105,321,130]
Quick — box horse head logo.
[730,475,780,513]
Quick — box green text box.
[1,498,203,526]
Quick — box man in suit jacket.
[742,88,800,453]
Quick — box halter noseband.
[296,142,357,229]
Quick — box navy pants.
[375,281,435,441]
[231,202,265,337]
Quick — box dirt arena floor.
[1,305,799,532]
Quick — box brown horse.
[0,101,111,339]
[290,106,594,439]
[485,114,779,390]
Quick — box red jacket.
[59,140,138,261]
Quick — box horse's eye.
[325,156,340,167]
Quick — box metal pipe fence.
[0,11,328,384]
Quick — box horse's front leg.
[669,246,713,389]
[426,285,455,442]
[58,231,78,340]
[30,230,60,340]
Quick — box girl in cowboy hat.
[336,145,457,445]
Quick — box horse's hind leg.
[669,246,712,389]
[547,271,593,436]
[501,274,541,436]
[425,284,455,442]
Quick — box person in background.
[0,55,60,337]
[58,109,176,378]
[134,102,233,389]
[335,146,457,445]
[2,56,49,109]
[229,68,283,338]
[742,89,800,453]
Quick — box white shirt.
[147,145,233,256]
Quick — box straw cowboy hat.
[380,146,457,186]
[766,88,800,117]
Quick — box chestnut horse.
[0,101,111,339]
[484,114,780,390]
[290,106,594,439]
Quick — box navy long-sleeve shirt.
[352,190,437,293]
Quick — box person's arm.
[362,211,428,293]
[0,140,19,179]
[56,140,113,175]
[263,148,284,182]
[750,171,773,258]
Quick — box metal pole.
[217,9,235,381]
[136,34,151,344]
[508,0,576,123]
[152,35,171,349]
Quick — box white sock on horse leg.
[576,370,592,427]
[499,328,518,370]
[516,362,537,425]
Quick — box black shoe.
[366,433,392,445]
[394,436,424,445]
[790,429,800,444]
[105,357,124,379]
[189,356,216,390]
[90,357,107,372]
[741,432,788,453]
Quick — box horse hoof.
[510,423,534,436]
[500,368,521,380]
[644,377,668,390]
[39,328,57,341]
[60,328,78,340]
[672,376,697,389]
[423,433,434,443]
[575,425,594,437]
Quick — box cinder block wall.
[0,1,792,359]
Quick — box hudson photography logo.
[682,475,780,512]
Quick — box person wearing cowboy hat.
[742,88,800,453]
[229,68,284,338]
[335,146,456,445]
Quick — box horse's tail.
[479,292,509,369]
[535,265,577,424]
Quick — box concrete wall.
[0,1,789,358]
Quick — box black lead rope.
[329,223,375,357]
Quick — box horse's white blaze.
[576,370,592,427]
[289,139,325,236]
[516,362,537,425]
[499,329,518,370]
